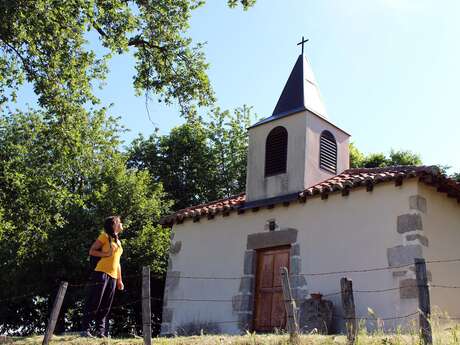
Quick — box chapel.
[160,46,460,335]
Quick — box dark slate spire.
[272,54,305,117]
[249,53,328,129]
[272,54,328,118]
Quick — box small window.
[265,126,288,177]
[320,130,337,174]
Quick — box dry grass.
[4,318,460,345]
[0,331,457,345]
[0,334,353,345]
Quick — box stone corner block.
[290,274,307,288]
[170,241,182,255]
[232,294,253,312]
[406,234,429,247]
[243,250,256,275]
[409,195,427,214]
[160,323,172,335]
[397,213,423,233]
[237,313,252,331]
[167,257,173,270]
[162,308,173,323]
[392,270,407,278]
[166,271,181,289]
[387,244,423,267]
[290,256,301,275]
[246,228,298,250]
[292,288,309,303]
[409,267,432,282]
[239,276,254,293]
[400,278,418,299]
[290,243,300,256]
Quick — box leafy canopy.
[350,144,459,180]
[349,143,422,168]
[0,109,171,335]
[0,0,255,115]
[128,106,254,211]
[0,0,260,335]
[453,173,460,182]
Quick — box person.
[80,216,124,338]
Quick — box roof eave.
[248,107,351,136]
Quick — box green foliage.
[350,144,422,169]
[129,119,214,211]
[349,142,365,168]
[387,149,422,167]
[227,0,257,9]
[0,0,255,115]
[11,326,460,345]
[453,173,460,182]
[436,165,460,181]
[128,106,254,211]
[0,109,171,335]
[207,106,252,199]
[363,153,389,168]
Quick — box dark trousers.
[82,271,116,335]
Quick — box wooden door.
[253,246,290,332]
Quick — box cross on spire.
[297,36,309,55]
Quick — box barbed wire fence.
[4,257,460,344]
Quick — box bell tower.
[245,40,351,204]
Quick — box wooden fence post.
[415,258,432,345]
[280,267,300,345]
[340,277,356,345]
[142,266,152,345]
[42,281,68,345]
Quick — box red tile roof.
[161,166,460,226]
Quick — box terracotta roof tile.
[161,165,460,226]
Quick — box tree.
[349,144,422,169]
[207,105,252,198]
[0,109,171,335]
[387,149,422,166]
[0,0,262,335]
[128,106,254,211]
[349,142,365,168]
[129,119,216,211]
[361,153,389,168]
[0,0,255,116]
[438,166,460,182]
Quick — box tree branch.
[92,22,108,38]
[128,36,148,46]
[90,19,163,52]
[127,36,165,50]
[0,38,36,79]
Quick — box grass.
[2,330,460,345]
[5,315,460,345]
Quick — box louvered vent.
[320,130,337,174]
[265,126,288,177]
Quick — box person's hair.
[104,215,120,240]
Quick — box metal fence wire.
[3,257,460,344]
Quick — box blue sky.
[13,1,460,173]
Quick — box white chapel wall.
[164,180,421,334]
[419,183,460,320]
[290,180,419,331]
